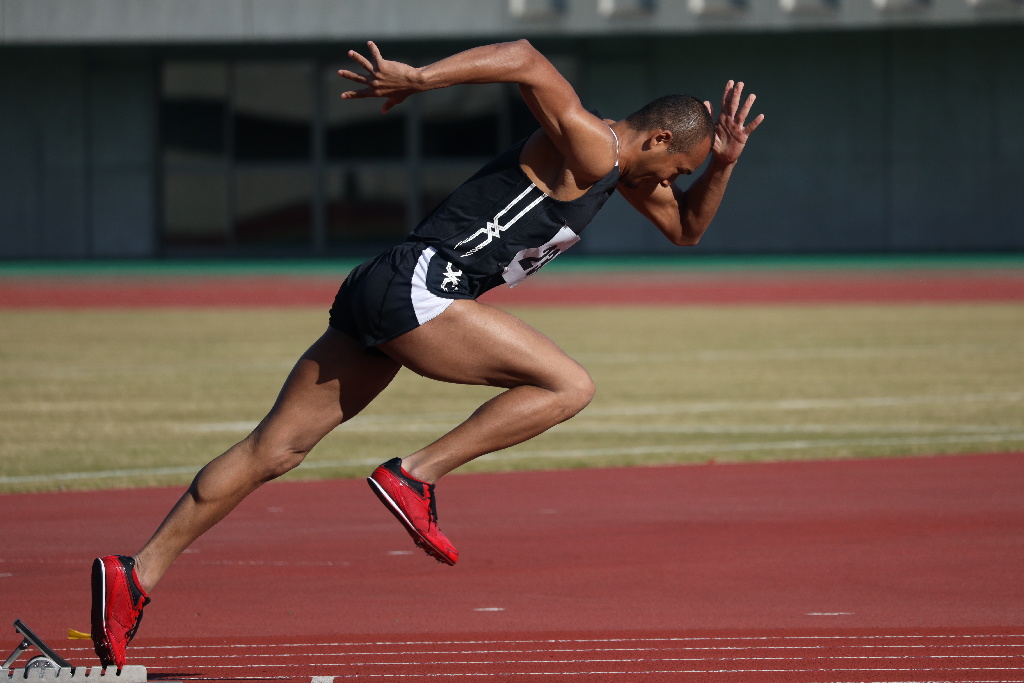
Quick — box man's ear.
[652,130,673,148]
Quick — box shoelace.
[124,607,145,644]
[424,483,440,524]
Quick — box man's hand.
[705,80,764,165]
[338,41,421,114]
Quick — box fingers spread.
[744,113,765,134]
[337,69,367,85]
[737,92,756,122]
[346,49,374,73]
[721,79,735,109]
[367,41,384,65]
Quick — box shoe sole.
[367,476,456,565]
[90,557,114,667]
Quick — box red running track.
[2,268,1024,308]
[2,453,1022,681]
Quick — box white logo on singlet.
[455,184,546,257]
[440,261,463,292]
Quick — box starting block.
[3,620,146,682]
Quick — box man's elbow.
[506,39,539,62]
[672,231,703,247]
[510,39,547,72]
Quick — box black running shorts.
[328,242,474,351]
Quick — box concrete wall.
[579,26,1024,254]
[0,49,156,257]
[1,21,1022,258]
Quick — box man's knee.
[245,430,313,481]
[554,365,596,420]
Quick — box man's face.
[621,137,713,190]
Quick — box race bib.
[502,225,580,288]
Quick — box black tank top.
[406,134,620,299]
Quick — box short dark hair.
[624,94,714,153]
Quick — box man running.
[90,39,763,670]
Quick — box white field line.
[580,392,1024,418]
[551,423,1018,435]
[175,391,1024,434]
[574,343,1017,364]
[3,392,1022,485]
[87,634,1024,653]
[493,432,1024,463]
[3,432,1023,486]
[180,421,1024,437]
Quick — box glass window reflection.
[234,62,312,161]
[163,171,229,247]
[326,166,408,244]
[234,168,313,246]
[161,62,228,163]
[324,67,405,160]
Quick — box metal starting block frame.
[3,620,147,682]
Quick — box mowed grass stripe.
[1,304,1021,492]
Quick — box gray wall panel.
[889,27,1024,250]
[0,49,157,258]
[88,60,156,256]
[581,31,897,254]
[0,51,89,257]
[1,24,1021,259]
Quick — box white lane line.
[113,643,1024,663]
[120,633,1024,650]
[313,676,1024,681]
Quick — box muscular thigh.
[257,327,400,451]
[379,299,588,391]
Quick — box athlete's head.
[625,94,714,154]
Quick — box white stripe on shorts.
[411,246,455,326]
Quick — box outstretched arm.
[619,80,764,246]
[338,40,616,182]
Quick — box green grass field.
[1,303,1022,493]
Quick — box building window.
[159,56,564,255]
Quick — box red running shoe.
[91,555,151,669]
[368,458,458,565]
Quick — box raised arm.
[618,80,764,246]
[339,40,616,182]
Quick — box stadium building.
[1,0,1021,259]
